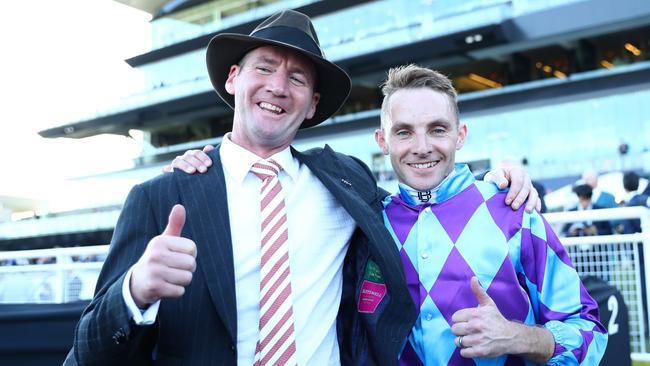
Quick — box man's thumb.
[470,276,492,306]
[163,204,186,237]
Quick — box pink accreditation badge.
[358,280,387,313]
[358,259,387,313]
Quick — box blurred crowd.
[559,170,650,237]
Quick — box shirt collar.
[395,164,475,207]
[220,133,299,184]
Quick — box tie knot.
[251,159,282,181]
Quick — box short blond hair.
[380,64,458,130]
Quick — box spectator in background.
[621,171,650,234]
[582,170,617,208]
[35,256,55,265]
[9,257,29,266]
[582,169,621,230]
[563,184,613,236]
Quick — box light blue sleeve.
[519,210,608,365]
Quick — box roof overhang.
[38,91,228,139]
[125,0,371,68]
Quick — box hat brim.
[206,33,351,129]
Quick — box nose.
[266,70,289,97]
[412,134,432,155]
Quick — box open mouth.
[258,102,285,115]
[407,161,438,169]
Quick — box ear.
[374,128,389,155]
[224,65,240,95]
[456,123,468,150]
[305,92,321,120]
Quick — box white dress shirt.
[123,134,355,365]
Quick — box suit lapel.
[292,145,374,206]
[175,144,237,344]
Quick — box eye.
[289,75,306,86]
[256,66,272,74]
[431,127,447,135]
[395,130,411,138]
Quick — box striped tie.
[251,159,297,366]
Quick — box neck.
[229,132,291,159]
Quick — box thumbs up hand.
[469,275,495,307]
[450,277,515,359]
[130,204,198,308]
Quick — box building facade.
[2,0,650,250]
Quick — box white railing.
[0,245,109,304]
[545,206,650,361]
[0,206,649,360]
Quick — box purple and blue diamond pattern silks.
[382,164,607,366]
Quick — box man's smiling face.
[226,45,320,157]
[375,87,467,191]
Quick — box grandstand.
[1,0,650,364]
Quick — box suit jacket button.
[230,344,236,353]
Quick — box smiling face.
[225,45,320,157]
[375,87,467,191]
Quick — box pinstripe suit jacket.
[66,144,416,366]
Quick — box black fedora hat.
[206,10,351,128]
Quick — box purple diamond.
[554,343,567,358]
[385,200,420,245]
[485,192,524,241]
[504,355,525,366]
[539,301,570,322]
[572,329,594,363]
[400,249,423,307]
[520,228,547,290]
[432,185,484,243]
[429,247,477,325]
[399,341,424,366]
[486,258,530,322]
[579,284,607,333]
[419,283,428,308]
[517,273,530,297]
[543,219,574,267]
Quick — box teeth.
[259,102,284,114]
[410,162,435,169]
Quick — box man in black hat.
[66,10,536,366]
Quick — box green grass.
[633,361,650,366]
